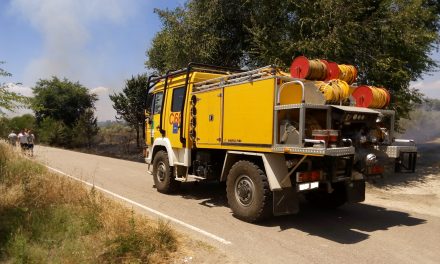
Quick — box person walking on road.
[18,129,28,153]
[27,130,35,157]
[7,131,17,147]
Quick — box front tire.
[226,160,272,222]
[152,150,179,193]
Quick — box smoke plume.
[9,0,136,85]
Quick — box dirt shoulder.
[366,138,440,217]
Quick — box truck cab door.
[146,92,163,146]
[164,87,185,149]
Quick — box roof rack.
[149,63,243,84]
[192,65,278,92]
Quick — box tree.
[7,114,36,132]
[145,0,251,73]
[37,117,70,146]
[247,0,439,121]
[110,74,148,147]
[146,0,440,121]
[32,77,97,127]
[0,61,28,113]
[72,109,99,148]
[32,77,98,147]
[0,114,36,139]
[0,116,11,138]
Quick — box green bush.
[37,117,71,146]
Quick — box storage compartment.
[222,78,275,146]
[194,89,222,145]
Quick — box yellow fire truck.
[144,61,417,222]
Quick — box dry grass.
[0,141,178,263]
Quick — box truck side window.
[171,87,185,112]
[152,92,163,115]
[145,94,153,115]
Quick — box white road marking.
[45,165,232,245]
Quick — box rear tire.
[305,182,347,209]
[152,150,179,193]
[226,160,272,222]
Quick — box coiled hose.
[316,79,350,103]
[291,56,357,84]
[351,85,390,108]
[338,64,357,84]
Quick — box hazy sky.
[1,0,439,121]
[0,0,183,120]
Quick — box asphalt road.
[35,145,440,264]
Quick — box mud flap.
[273,187,299,216]
[346,180,365,203]
[395,152,417,173]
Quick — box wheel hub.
[156,161,166,182]
[235,175,255,207]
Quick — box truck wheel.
[226,160,272,222]
[305,182,346,209]
[152,150,179,193]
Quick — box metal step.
[175,174,207,182]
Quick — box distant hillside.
[97,120,126,128]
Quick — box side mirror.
[145,117,152,125]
